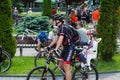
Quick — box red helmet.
[86,29,97,36]
[86,30,91,35]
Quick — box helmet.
[86,29,96,36]
[53,14,64,22]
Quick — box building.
[20,0,85,12]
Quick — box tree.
[97,0,120,61]
[0,0,16,58]
[42,0,52,17]
[12,0,24,13]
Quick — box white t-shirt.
[87,39,98,66]
[48,31,56,40]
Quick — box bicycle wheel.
[0,50,12,73]
[34,51,47,67]
[72,64,98,80]
[26,66,55,80]
[91,58,98,68]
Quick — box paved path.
[15,48,38,56]
[0,72,120,80]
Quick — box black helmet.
[53,14,64,22]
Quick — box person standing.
[13,7,18,16]
[76,6,82,21]
[52,7,56,15]
[92,8,100,26]
[69,9,78,28]
[13,7,19,25]
[67,5,72,16]
[56,7,61,14]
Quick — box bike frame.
[20,28,38,41]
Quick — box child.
[79,29,98,68]
[86,30,98,67]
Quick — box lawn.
[1,53,120,75]
[97,53,120,72]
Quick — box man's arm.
[49,35,59,47]
[55,35,64,50]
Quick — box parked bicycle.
[15,28,39,52]
[27,46,98,80]
[0,46,12,73]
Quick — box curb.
[99,71,120,74]
[1,71,120,77]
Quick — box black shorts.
[60,45,74,64]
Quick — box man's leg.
[64,63,71,80]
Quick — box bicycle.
[15,28,39,52]
[0,46,12,73]
[27,46,98,80]
[34,38,102,68]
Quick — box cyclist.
[47,14,75,80]
[37,16,58,52]
[76,21,89,45]
[37,31,48,52]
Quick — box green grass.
[97,53,120,72]
[19,12,41,17]
[1,54,120,74]
[4,57,35,74]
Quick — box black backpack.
[66,26,80,45]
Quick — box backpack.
[37,31,48,43]
[66,26,80,45]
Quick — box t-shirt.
[88,40,98,54]
[77,28,88,43]
[57,24,72,46]
[48,31,56,40]
[92,10,100,21]
[52,9,56,15]
[71,16,78,23]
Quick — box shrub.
[16,15,50,33]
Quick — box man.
[48,14,74,80]
[92,8,100,26]
[76,21,89,45]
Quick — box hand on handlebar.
[49,49,56,54]
[44,46,51,52]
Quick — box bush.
[16,15,50,33]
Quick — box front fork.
[42,61,50,80]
